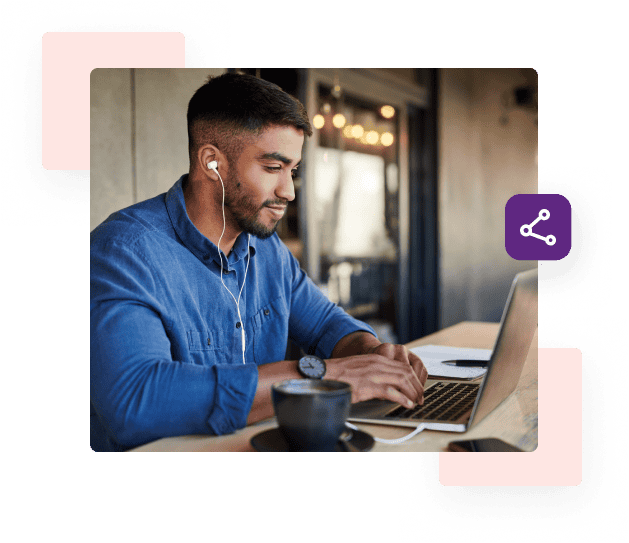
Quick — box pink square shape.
[42,32,185,170]
[439,348,582,486]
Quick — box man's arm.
[91,238,257,450]
[332,331,426,384]
[245,330,380,425]
[332,331,428,388]
[331,330,381,357]
[246,331,428,425]
[332,331,428,405]
[246,359,302,424]
[245,243,428,426]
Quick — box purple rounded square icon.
[505,194,571,261]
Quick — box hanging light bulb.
[332,113,346,128]
[365,130,379,145]
[380,132,394,146]
[313,114,325,129]
[380,105,395,119]
[351,124,364,138]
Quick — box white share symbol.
[520,209,556,246]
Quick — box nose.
[275,170,295,202]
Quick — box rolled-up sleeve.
[285,250,377,358]
[91,239,258,450]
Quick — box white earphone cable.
[345,421,427,445]
[214,164,250,365]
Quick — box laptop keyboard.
[385,382,480,422]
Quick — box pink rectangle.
[440,348,581,486]
[42,32,185,170]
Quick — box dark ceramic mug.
[271,379,352,451]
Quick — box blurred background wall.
[91,68,537,344]
[90,68,223,228]
[438,68,538,328]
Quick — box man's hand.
[327,336,427,408]
[367,342,428,389]
[248,335,427,426]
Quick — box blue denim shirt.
[90,175,376,451]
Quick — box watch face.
[299,356,326,379]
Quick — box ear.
[197,144,224,180]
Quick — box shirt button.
[207,338,211,346]
[264,309,270,316]
[236,322,241,328]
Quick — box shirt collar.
[165,175,257,268]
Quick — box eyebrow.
[258,152,301,167]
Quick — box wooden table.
[130,321,538,452]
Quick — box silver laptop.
[348,268,538,432]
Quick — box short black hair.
[187,72,312,168]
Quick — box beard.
[223,170,286,240]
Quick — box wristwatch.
[297,355,327,379]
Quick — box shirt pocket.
[251,296,289,365]
[187,329,222,365]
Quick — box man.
[91,72,427,451]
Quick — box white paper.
[410,345,492,380]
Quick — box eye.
[264,165,299,178]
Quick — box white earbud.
[208,160,218,172]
